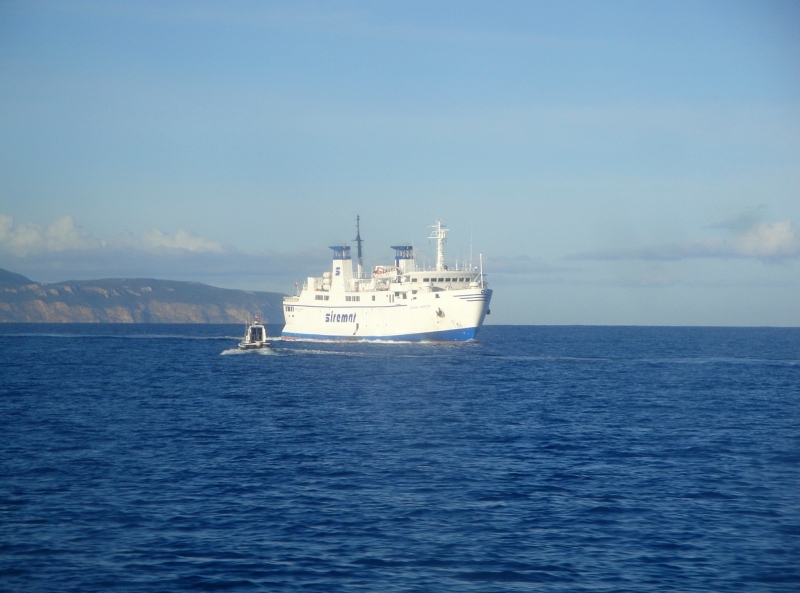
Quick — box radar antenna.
[354,215,364,278]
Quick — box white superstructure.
[281,219,492,341]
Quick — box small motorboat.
[239,315,271,350]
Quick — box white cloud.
[729,221,800,258]
[137,228,227,252]
[0,212,327,289]
[0,214,99,256]
[572,220,800,262]
[0,213,228,256]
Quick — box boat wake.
[220,347,277,356]
[3,332,240,340]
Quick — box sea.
[1,324,798,592]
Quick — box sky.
[1,0,799,325]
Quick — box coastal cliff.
[0,268,285,324]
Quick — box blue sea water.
[1,324,799,592]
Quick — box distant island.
[0,268,285,324]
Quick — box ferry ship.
[281,219,492,341]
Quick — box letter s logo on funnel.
[335,267,340,276]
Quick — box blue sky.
[1,0,799,324]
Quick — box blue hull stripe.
[282,327,478,342]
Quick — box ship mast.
[354,215,364,278]
[428,220,448,271]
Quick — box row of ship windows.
[309,279,468,300]
[291,292,420,309]
[314,294,407,303]
[314,294,375,302]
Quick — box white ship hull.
[281,219,492,342]
[282,287,492,341]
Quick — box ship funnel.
[329,245,353,292]
[391,245,414,273]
